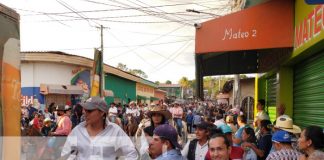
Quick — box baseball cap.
[80,96,108,112]
[272,130,292,143]
[153,124,182,149]
[220,124,232,134]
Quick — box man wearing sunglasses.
[61,96,138,160]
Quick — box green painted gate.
[294,52,324,128]
[266,74,277,122]
[105,74,136,105]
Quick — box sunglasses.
[84,109,97,113]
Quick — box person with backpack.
[181,121,213,160]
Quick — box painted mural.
[71,68,91,103]
[20,87,45,111]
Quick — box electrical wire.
[107,24,187,60]
[21,0,227,16]
[56,0,99,27]
[149,40,193,73]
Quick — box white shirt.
[108,106,118,116]
[181,140,209,160]
[126,107,140,117]
[61,121,138,160]
[44,112,52,119]
[214,119,226,128]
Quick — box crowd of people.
[20,98,324,160]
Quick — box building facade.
[21,51,160,110]
[158,84,183,99]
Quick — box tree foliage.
[165,80,172,84]
[178,77,190,89]
[116,63,148,78]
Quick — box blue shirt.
[234,124,249,147]
[156,149,184,160]
[186,114,194,124]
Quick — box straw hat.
[147,106,171,119]
[274,115,301,134]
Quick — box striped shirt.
[266,149,300,160]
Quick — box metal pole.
[100,25,104,97]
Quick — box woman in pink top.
[50,105,72,136]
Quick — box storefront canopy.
[195,0,294,75]
[150,97,160,101]
[40,84,84,95]
[137,95,147,100]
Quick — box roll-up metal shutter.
[266,75,277,106]
[266,74,277,121]
[294,52,324,128]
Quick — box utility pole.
[100,25,104,97]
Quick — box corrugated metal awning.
[40,84,84,95]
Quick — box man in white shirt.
[61,96,138,160]
[125,101,140,117]
[108,102,118,123]
[182,122,211,160]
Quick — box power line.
[143,45,188,66]
[21,0,227,16]
[23,15,212,24]
[149,40,193,73]
[56,38,193,51]
[56,0,99,27]
[109,0,192,26]
[108,30,156,69]
[107,24,187,60]
[22,11,213,21]
[133,0,193,24]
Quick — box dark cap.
[153,124,182,149]
[80,96,108,112]
[196,121,210,130]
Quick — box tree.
[155,81,160,85]
[166,80,172,84]
[130,69,148,78]
[116,63,128,71]
[116,63,148,79]
[178,77,190,89]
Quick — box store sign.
[195,0,293,54]
[21,95,33,106]
[293,0,324,56]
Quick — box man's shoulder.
[157,149,184,160]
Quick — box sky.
[1,0,232,83]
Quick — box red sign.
[195,0,294,54]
